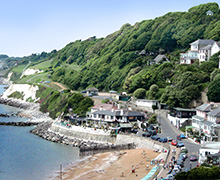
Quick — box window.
[205,151,210,156]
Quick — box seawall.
[50,123,116,143]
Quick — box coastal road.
[156,110,201,170]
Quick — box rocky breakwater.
[0,121,39,126]
[0,97,37,109]
[31,121,135,155]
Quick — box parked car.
[177,135,182,140]
[189,155,197,161]
[179,153,187,161]
[167,136,173,142]
[148,129,157,135]
[179,133,186,138]
[177,141,184,148]
[142,132,151,137]
[180,147,188,153]
[180,153,187,160]
[176,159,184,167]
[151,135,160,140]
[159,137,168,143]
[166,174,174,180]
[171,140,177,146]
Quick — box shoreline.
[53,148,161,180]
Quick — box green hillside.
[9,2,220,108]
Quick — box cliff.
[2,84,39,102]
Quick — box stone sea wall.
[50,123,116,143]
[31,122,135,154]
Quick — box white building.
[211,42,220,56]
[180,39,217,64]
[135,99,159,108]
[199,142,220,164]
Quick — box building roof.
[201,142,220,149]
[207,108,220,117]
[190,39,215,46]
[192,115,205,121]
[173,107,196,112]
[154,55,169,63]
[86,87,98,91]
[136,99,159,102]
[206,10,214,15]
[196,103,211,112]
[215,42,220,47]
[203,120,214,126]
[92,103,118,111]
[200,45,212,50]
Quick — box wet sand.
[56,148,159,180]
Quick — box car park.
[142,132,151,137]
[171,140,177,146]
[176,141,184,148]
[189,155,197,161]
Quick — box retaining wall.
[50,123,116,143]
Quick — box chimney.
[100,106,103,111]
[128,106,132,111]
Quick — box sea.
[0,85,79,180]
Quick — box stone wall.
[50,123,116,143]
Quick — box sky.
[0,0,217,57]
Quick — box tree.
[133,88,146,99]
[148,84,159,99]
[210,68,220,81]
[148,114,157,124]
[207,79,220,102]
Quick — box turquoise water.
[0,85,79,180]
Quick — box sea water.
[0,85,79,180]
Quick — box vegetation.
[175,166,220,180]
[133,88,146,99]
[36,85,94,119]
[6,2,220,109]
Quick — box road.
[156,110,201,170]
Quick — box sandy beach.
[56,148,160,180]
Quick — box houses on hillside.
[180,39,220,64]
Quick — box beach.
[56,148,160,180]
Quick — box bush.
[133,88,146,99]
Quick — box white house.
[211,42,220,56]
[199,142,220,164]
[198,45,212,62]
[206,10,214,16]
[192,104,212,131]
[180,39,215,64]
[180,51,198,64]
